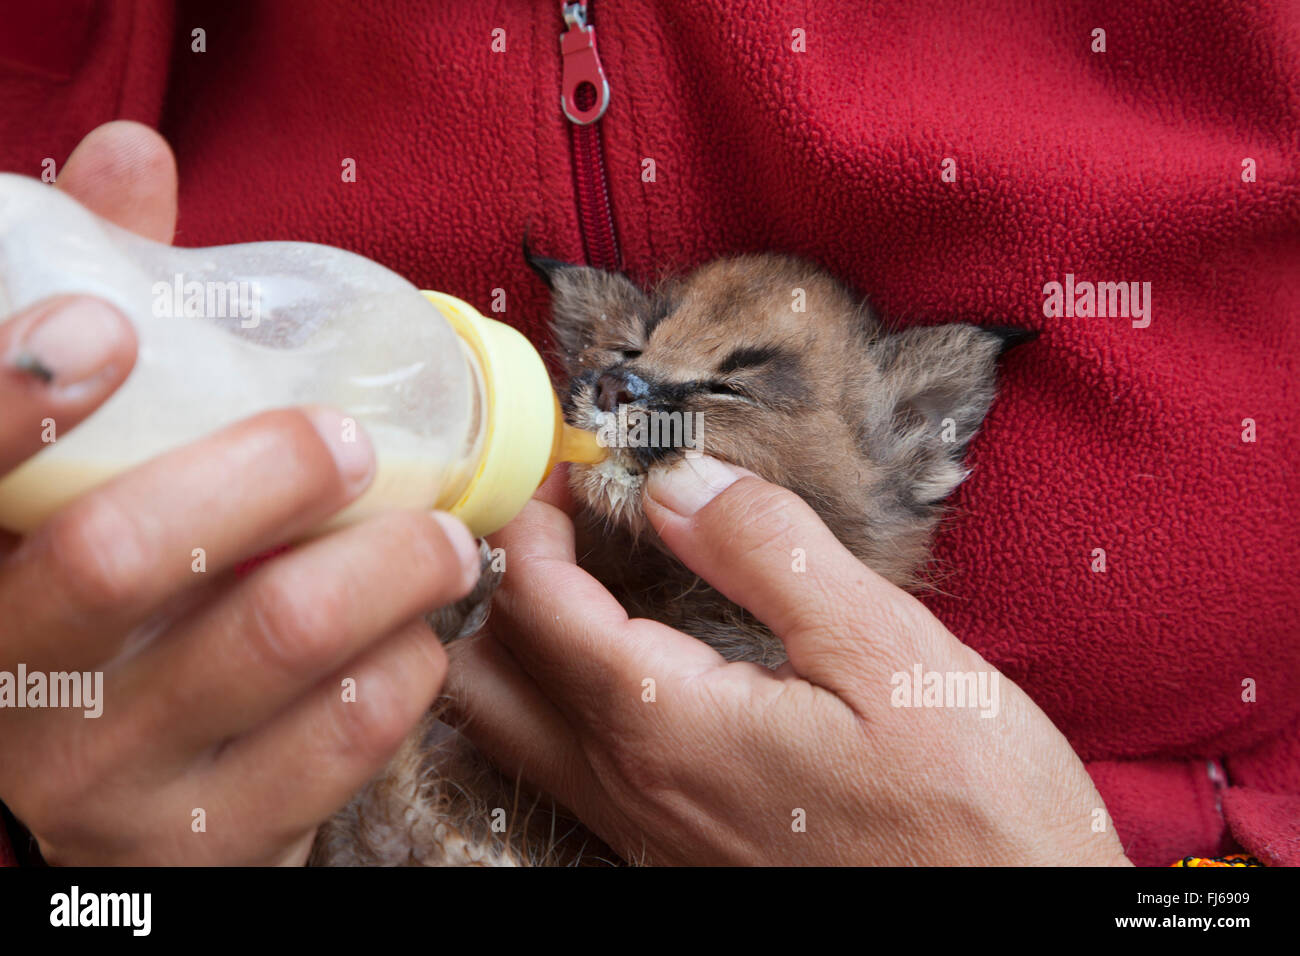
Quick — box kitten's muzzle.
[595,368,650,413]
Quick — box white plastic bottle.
[0,173,603,537]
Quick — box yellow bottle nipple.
[551,417,608,468]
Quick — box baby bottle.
[0,172,604,537]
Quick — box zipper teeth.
[572,108,621,271]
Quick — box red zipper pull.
[560,2,610,124]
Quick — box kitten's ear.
[522,238,649,357]
[522,235,580,291]
[866,324,1036,512]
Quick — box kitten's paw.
[426,539,500,644]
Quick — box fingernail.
[430,511,480,582]
[14,298,131,386]
[302,406,375,493]
[646,455,744,516]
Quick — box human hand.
[0,122,479,865]
[448,457,1131,866]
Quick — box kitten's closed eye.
[706,380,756,401]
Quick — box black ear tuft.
[521,242,652,368]
[522,232,580,291]
[982,326,1041,357]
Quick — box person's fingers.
[533,462,578,514]
[117,509,479,755]
[208,616,450,851]
[56,120,178,242]
[488,497,636,716]
[0,296,137,477]
[443,634,590,805]
[0,407,375,669]
[643,455,947,708]
[486,496,719,727]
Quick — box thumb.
[57,120,178,243]
[642,455,945,704]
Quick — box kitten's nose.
[595,369,647,413]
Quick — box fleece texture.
[0,0,1297,866]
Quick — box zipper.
[1206,757,1229,820]
[559,1,621,271]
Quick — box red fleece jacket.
[1,0,1297,867]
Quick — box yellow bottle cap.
[422,291,606,537]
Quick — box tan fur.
[312,252,1028,865]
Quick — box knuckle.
[41,495,152,612]
[593,734,677,802]
[802,574,909,638]
[797,579,940,684]
[858,586,935,646]
[721,481,807,555]
[246,408,339,494]
[803,578,873,639]
[18,721,105,826]
[393,511,455,570]
[245,568,348,676]
[332,670,422,761]
[392,512,476,604]
[585,704,682,805]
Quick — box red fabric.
[0,820,14,867]
[1085,759,1236,866]
[1221,788,1300,866]
[1,0,1297,866]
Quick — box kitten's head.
[528,248,1033,587]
